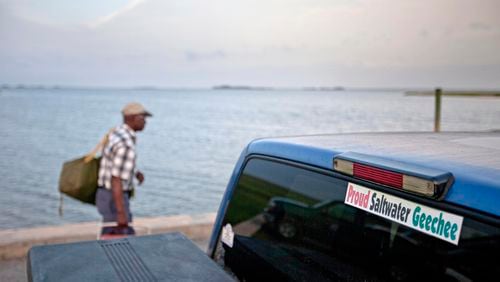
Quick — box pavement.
[0,258,26,282]
[0,213,216,281]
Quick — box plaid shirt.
[98,124,137,191]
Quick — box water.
[0,89,499,229]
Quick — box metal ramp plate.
[27,232,234,282]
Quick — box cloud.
[469,22,492,31]
[185,50,227,62]
[87,0,146,28]
[419,29,429,38]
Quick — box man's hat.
[122,102,153,117]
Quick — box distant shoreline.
[2,84,500,94]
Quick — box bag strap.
[59,194,64,217]
[84,128,115,163]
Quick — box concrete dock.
[0,213,216,281]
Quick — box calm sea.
[1,89,499,229]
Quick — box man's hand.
[135,171,145,185]
[117,212,128,227]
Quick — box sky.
[1,0,499,89]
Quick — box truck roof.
[246,132,500,217]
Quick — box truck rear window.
[214,158,500,281]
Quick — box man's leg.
[96,188,135,235]
[96,188,116,222]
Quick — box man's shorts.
[96,187,133,223]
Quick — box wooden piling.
[434,88,442,132]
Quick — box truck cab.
[208,132,500,281]
[28,132,500,281]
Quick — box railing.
[428,88,499,132]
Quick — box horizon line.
[2,84,499,92]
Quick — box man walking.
[96,102,152,235]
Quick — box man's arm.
[111,176,128,226]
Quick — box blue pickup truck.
[29,131,499,281]
[208,132,500,281]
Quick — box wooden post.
[434,88,442,132]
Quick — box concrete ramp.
[0,213,216,260]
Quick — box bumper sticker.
[221,223,234,248]
[345,182,463,245]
